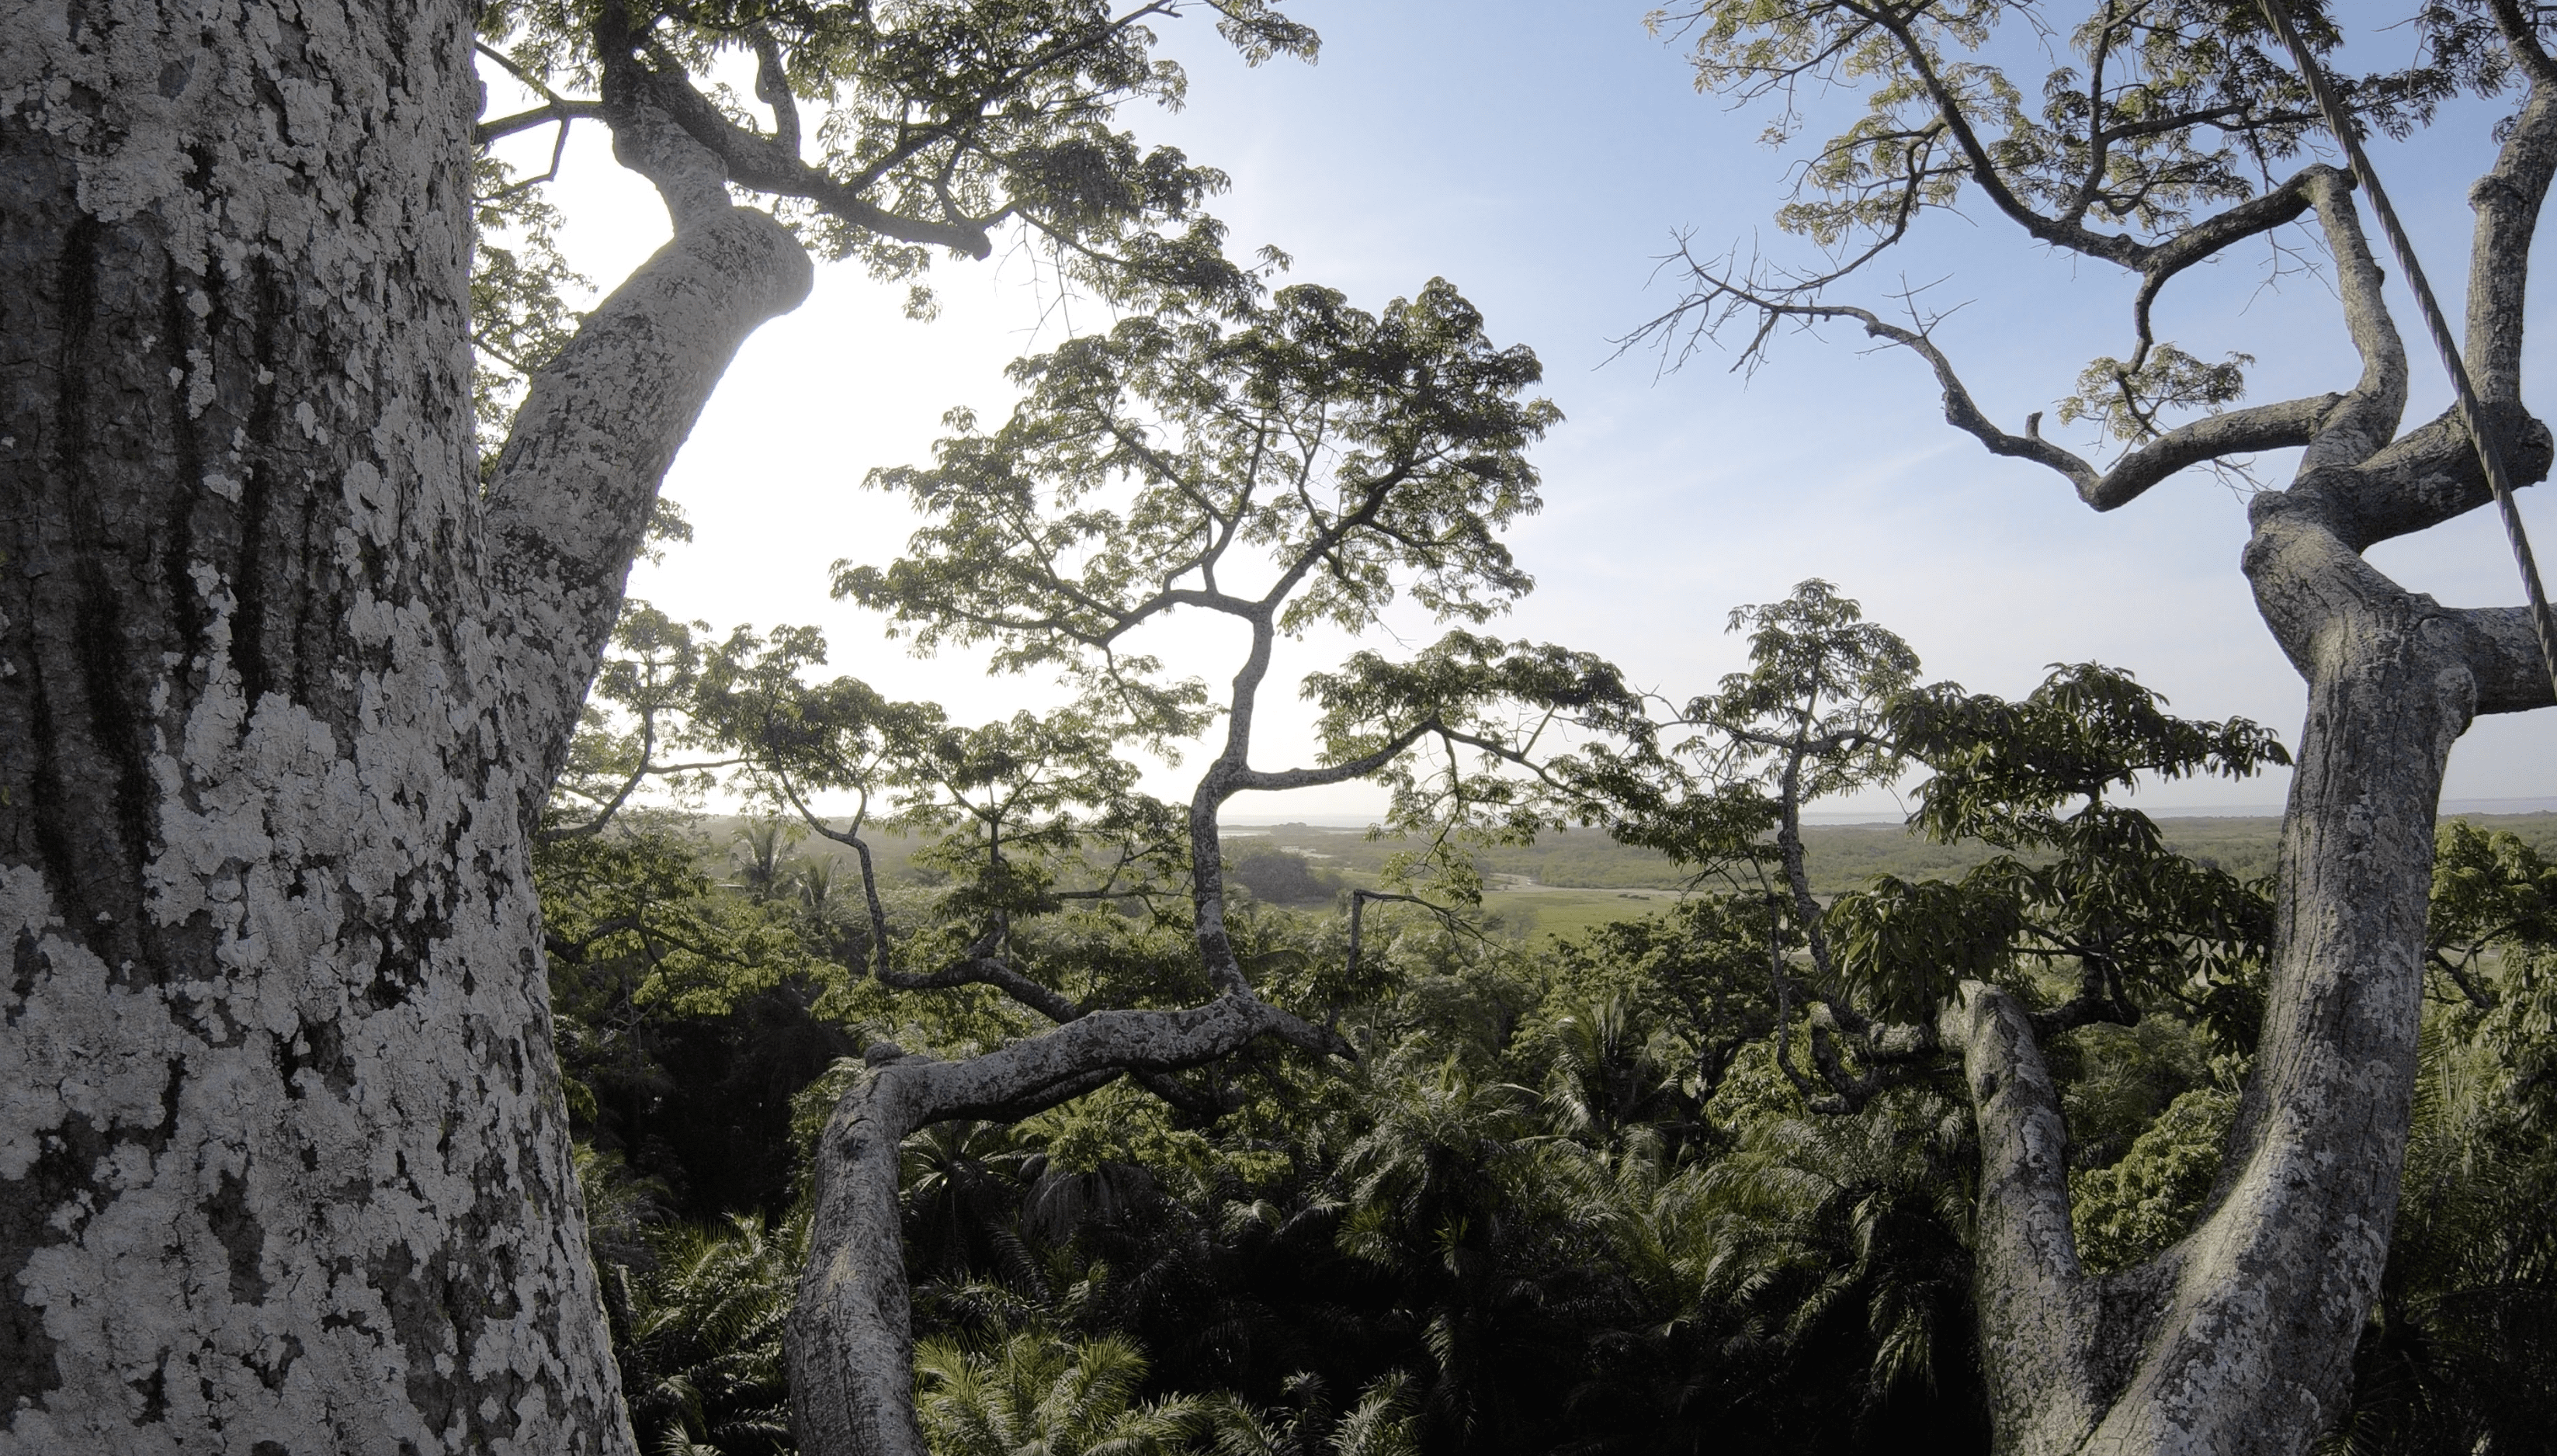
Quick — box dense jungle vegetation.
[536,588,2557,1456]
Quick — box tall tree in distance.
[0,2,1309,1451]
[693,279,1624,1456]
[1636,0,2557,1449]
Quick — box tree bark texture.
[1939,153,2556,1450]
[1948,611,2474,1454]
[0,2,807,1450]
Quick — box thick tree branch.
[2296,167,2410,471]
[483,96,814,826]
[2489,0,2557,89]
[2126,168,2324,360]
[2453,601,2557,715]
[1229,719,1441,794]
[789,991,1342,1456]
[612,50,995,257]
[889,950,1088,1025]
[2084,396,2340,508]
[1939,981,2108,1450]
[2468,81,2557,401]
[2316,401,2554,549]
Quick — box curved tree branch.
[2295,168,2409,472]
[2127,168,2325,361]
[2467,79,2557,401]
[789,990,1344,1456]
[483,92,814,832]
[1775,295,2340,511]
[613,55,997,258]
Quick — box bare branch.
[750,27,802,157]
[2299,401,2552,548]
[2295,168,2408,470]
[2468,83,2557,400]
[1229,719,1441,794]
[477,100,605,149]
[2127,168,2324,363]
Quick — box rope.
[2257,0,2557,702]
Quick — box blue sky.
[492,0,2557,820]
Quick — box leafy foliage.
[2070,1086,2236,1273]
[470,0,1318,442]
[620,1213,805,1456]
[841,279,1560,720]
[914,1329,1215,1456]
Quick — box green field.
[690,809,2557,943]
[1233,811,2557,941]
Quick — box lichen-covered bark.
[1940,983,2108,1452]
[0,2,803,1450]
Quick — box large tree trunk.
[1949,605,2471,1454]
[0,3,807,1450]
[1931,133,2557,1451]
[1942,442,2555,1454]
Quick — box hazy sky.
[487,0,2557,821]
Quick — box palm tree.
[1530,990,1691,1148]
[1696,1091,1981,1427]
[732,819,796,901]
[1209,1371,1420,1456]
[901,1119,1040,1285]
[623,1212,803,1455]
[912,1329,1212,1456]
[1331,1055,1579,1451]
[2317,989,2557,1454]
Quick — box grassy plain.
[686,811,2557,945]
[1232,813,2557,942]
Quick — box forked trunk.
[1952,516,2484,1453]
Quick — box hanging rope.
[2256,0,2557,702]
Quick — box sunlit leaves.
[1894,660,2288,846]
[1819,662,2287,1020]
[1603,580,1917,884]
[841,279,1557,714]
[1695,579,1917,801]
[914,1329,1214,1456]
[2067,1086,2236,1272]
[1827,871,2023,1023]
[692,622,1193,955]
[2430,820,2557,970]
[2057,343,2254,442]
[477,0,1310,298]
[469,151,592,445]
[1653,0,2461,255]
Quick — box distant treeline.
[692,813,2557,900]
